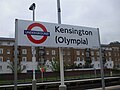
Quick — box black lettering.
[55,26,60,32]
[60,28,64,33]
[58,36,64,43]
[55,36,58,44]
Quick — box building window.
[110,63,112,67]
[118,59,120,61]
[0,66,2,70]
[68,57,71,62]
[91,57,95,60]
[52,50,56,55]
[22,49,27,54]
[77,57,80,61]
[6,49,10,54]
[0,42,3,45]
[82,57,84,61]
[62,51,65,55]
[109,48,112,50]
[46,51,49,55]
[96,51,99,56]
[76,51,80,55]
[39,46,44,49]
[7,65,9,70]
[109,57,112,61]
[67,51,70,55]
[7,42,10,45]
[86,52,90,57]
[52,57,55,61]
[6,57,10,62]
[0,49,3,54]
[98,64,100,67]
[0,57,3,62]
[82,51,84,55]
[22,57,27,62]
[108,52,111,56]
[91,51,94,56]
[97,57,100,61]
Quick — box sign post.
[40,68,44,82]
[29,3,37,90]
[57,0,66,90]
[16,18,103,90]
[14,19,18,90]
[97,28,105,90]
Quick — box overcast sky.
[0,0,120,44]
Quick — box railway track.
[0,76,120,90]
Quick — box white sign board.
[16,19,100,48]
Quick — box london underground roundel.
[24,23,50,44]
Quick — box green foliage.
[37,65,46,72]
[51,59,60,72]
[7,61,26,73]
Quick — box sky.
[0,0,120,44]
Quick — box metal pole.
[33,8,35,21]
[14,19,18,90]
[57,0,61,24]
[57,0,66,90]
[30,3,37,90]
[97,28,105,90]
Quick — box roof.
[0,37,15,42]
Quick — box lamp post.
[29,3,36,21]
[57,0,66,90]
[29,3,37,90]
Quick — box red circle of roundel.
[27,23,47,44]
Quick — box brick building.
[0,37,120,73]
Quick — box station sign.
[16,19,100,48]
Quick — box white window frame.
[82,51,84,55]
[46,51,49,55]
[7,49,10,54]
[0,48,3,54]
[52,57,55,61]
[22,49,27,54]
[22,57,27,62]
[6,57,10,62]
[77,57,80,61]
[96,51,99,56]
[52,50,56,55]
[76,51,80,55]
[91,51,94,56]
[0,57,3,62]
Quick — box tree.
[7,61,26,73]
[109,41,120,45]
[51,59,60,72]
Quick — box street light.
[29,3,36,21]
[29,3,36,10]
[29,3,36,90]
